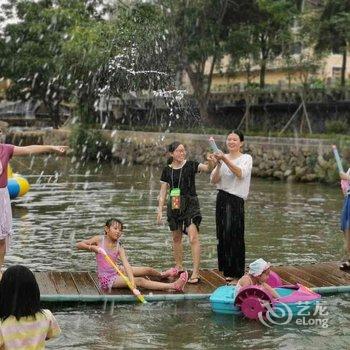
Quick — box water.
[7,156,350,349]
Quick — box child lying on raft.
[76,218,188,292]
[234,258,279,299]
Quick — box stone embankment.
[7,128,344,184]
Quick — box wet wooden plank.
[49,272,78,295]
[184,270,215,294]
[312,263,350,285]
[287,266,334,287]
[298,264,343,286]
[211,269,227,283]
[71,272,100,295]
[199,269,226,288]
[88,272,103,294]
[33,262,350,298]
[35,272,57,295]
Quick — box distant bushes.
[325,119,348,134]
[69,125,112,161]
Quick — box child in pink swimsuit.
[77,218,188,292]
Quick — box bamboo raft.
[36,261,350,303]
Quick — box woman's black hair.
[0,265,42,321]
[105,218,124,231]
[227,129,244,142]
[166,141,183,164]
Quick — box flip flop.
[339,260,350,271]
[187,277,201,284]
[173,271,189,292]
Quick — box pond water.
[7,155,350,349]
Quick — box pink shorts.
[98,273,122,290]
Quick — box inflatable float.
[210,272,321,319]
[6,165,30,199]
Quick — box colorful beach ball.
[7,166,30,199]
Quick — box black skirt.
[166,195,202,233]
[216,190,245,278]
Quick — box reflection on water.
[7,156,350,349]
[8,156,344,271]
[46,295,350,350]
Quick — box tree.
[250,0,297,88]
[0,0,107,128]
[159,0,238,124]
[315,0,350,88]
[61,1,173,124]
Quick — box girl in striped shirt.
[0,265,61,349]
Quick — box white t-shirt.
[211,154,253,200]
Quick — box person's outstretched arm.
[198,154,217,173]
[13,145,67,156]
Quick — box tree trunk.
[197,97,211,125]
[341,47,347,89]
[185,65,212,124]
[52,107,60,129]
[260,58,267,89]
[244,92,252,133]
[45,100,60,129]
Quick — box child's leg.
[172,230,183,270]
[131,267,161,277]
[0,239,6,271]
[112,272,188,291]
[187,224,200,280]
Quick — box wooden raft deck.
[36,262,350,303]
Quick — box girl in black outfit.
[157,141,216,284]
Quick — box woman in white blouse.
[210,130,253,283]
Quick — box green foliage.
[0,0,107,127]
[325,119,348,134]
[306,154,317,168]
[69,124,112,161]
[308,78,326,89]
[159,0,243,122]
[315,0,350,87]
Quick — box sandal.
[225,277,234,282]
[188,277,201,284]
[339,260,350,271]
[172,271,189,292]
[161,267,180,278]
